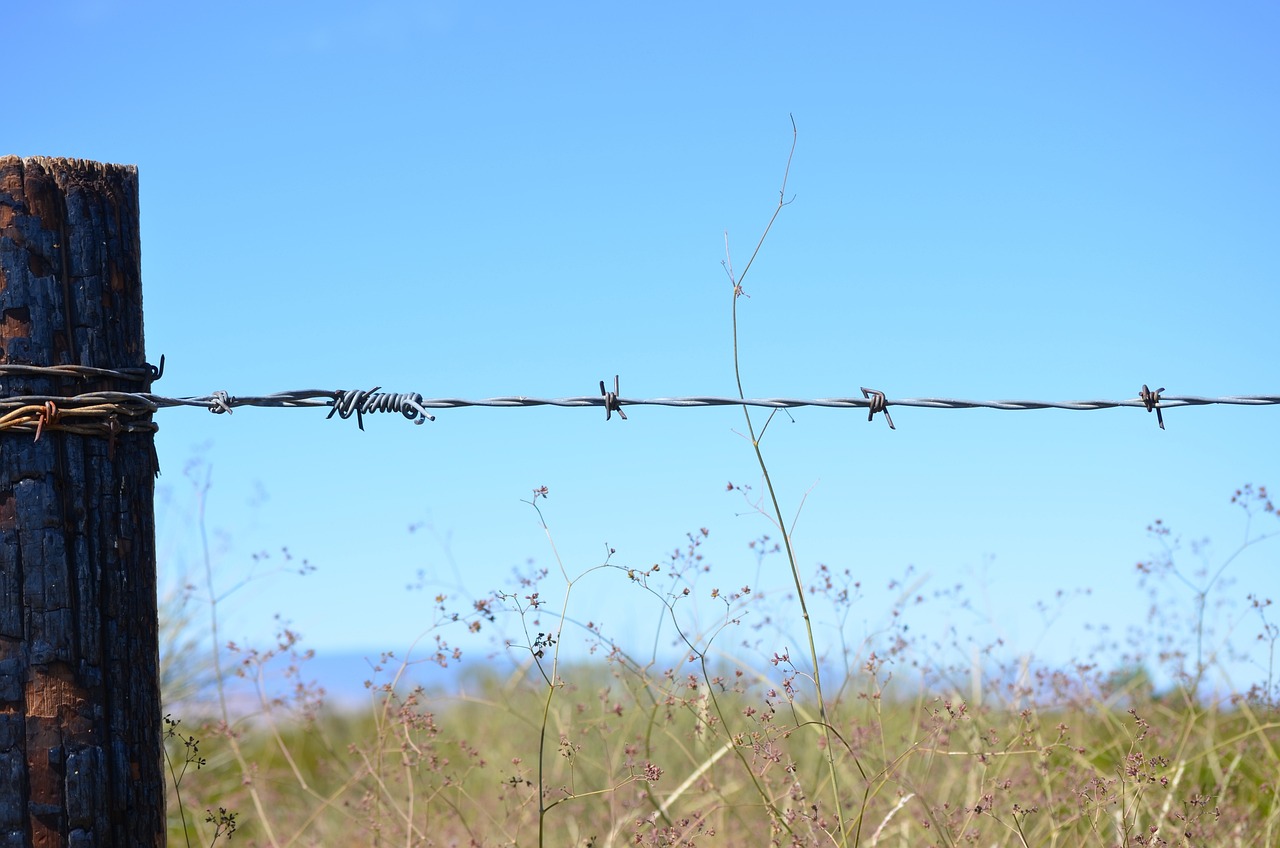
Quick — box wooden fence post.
[0,157,162,846]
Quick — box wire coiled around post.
[326,387,435,430]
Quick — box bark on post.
[0,157,162,846]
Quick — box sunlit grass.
[164,636,1279,847]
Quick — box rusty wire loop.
[0,394,157,437]
[33,401,59,441]
[0,360,161,440]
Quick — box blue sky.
[8,2,1279,693]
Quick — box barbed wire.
[0,362,162,383]
[2,364,1278,437]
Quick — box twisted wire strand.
[2,362,1277,439]
[5,390,1280,417]
[0,361,163,438]
[2,366,1278,438]
[0,359,162,384]
[334,393,1280,412]
[0,395,158,437]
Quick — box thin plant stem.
[196,469,283,848]
[162,717,195,848]
[525,495,615,848]
[725,115,856,847]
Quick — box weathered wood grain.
[0,156,161,847]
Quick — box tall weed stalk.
[722,116,861,846]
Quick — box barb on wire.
[861,387,895,430]
[326,387,434,431]
[34,401,59,442]
[600,375,627,422]
[1140,384,1165,430]
[209,390,236,415]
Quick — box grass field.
[161,486,1280,848]
[162,633,1280,847]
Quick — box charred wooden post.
[0,157,162,846]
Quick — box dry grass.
[162,487,1280,848]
